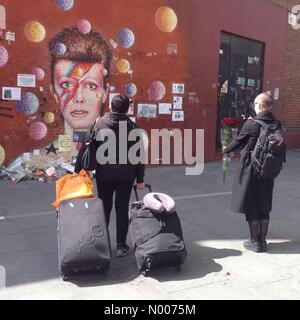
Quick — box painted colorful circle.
[148,80,166,101]
[77,19,92,35]
[44,112,55,124]
[0,145,5,168]
[116,28,135,48]
[125,83,137,97]
[55,42,67,55]
[116,59,130,74]
[29,122,47,140]
[155,7,178,33]
[0,45,9,67]
[24,21,46,43]
[16,92,40,115]
[55,0,74,11]
[32,67,45,81]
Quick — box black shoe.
[116,244,130,257]
[243,239,260,253]
[259,240,268,253]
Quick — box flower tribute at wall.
[221,118,241,183]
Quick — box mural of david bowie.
[48,26,112,156]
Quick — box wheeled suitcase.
[129,185,187,276]
[57,198,112,281]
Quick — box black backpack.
[251,119,286,179]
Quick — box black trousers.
[96,179,134,248]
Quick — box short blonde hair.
[257,93,273,109]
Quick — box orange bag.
[51,170,94,207]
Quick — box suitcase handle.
[133,184,152,201]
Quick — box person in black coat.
[74,94,145,257]
[224,92,280,253]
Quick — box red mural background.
[0,0,289,166]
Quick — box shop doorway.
[216,32,265,150]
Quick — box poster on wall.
[221,81,228,94]
[172,83,185,94]
[247,79,255,87]
[73,131,87,143]
[237,77,245,87]
[0,145,5,167]
[274,88,279,100]
[167,43,177,55]
[0,5,6,29]
[22,153,30,161]
[109,93,120,110]
[127,100,134,115]
[17,74,36,88]
[137,104,157,118]
[159,103,172,114]
[2,87,21,100]
[172,110,184,122]
[59,135,72,152]
[5,31,15,42]
[173,96,183,110]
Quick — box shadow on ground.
[1,149,300,290]
[70,242,242,288]
[267,241,300,254]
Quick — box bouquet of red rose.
[221,118,241,127]
[221,118,241,183]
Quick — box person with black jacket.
[224,92,280,253]
[74,94,145,257]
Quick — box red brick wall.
[270,0,300,148]
[0,0,296,166]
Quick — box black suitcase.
[57,198,112,281]
[129,185,187,276]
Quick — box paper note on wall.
[128,100,134,115]
[23,153,30,161]
[0,5,6,29]
[167,43,177,55]
[2,87,21,100]
[109,93,120,110]
[159,103,172,114]
[59,135,72,152]
[172,83,185,94]
[137,104,157,118]
[172,111,184,122]
[17,74,36,88]
[173,96,183,110]
[274,88,279,100]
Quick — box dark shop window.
[215,32,265,151]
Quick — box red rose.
[221,118,241,127]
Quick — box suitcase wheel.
[62,275,69,282]
[141,270,150,277]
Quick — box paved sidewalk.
[0,150,300,300]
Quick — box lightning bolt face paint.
[53,60,106,129]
